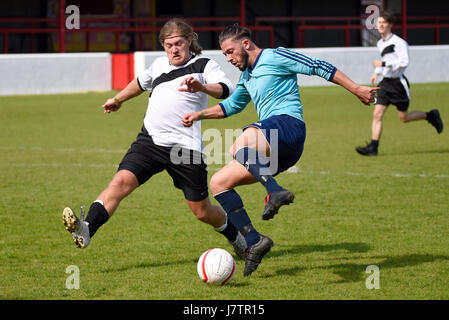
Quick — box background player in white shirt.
[356,11,443,156]
[62,19,246,257]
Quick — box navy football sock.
[214,189,260,247]
[85,201,109,237]
[234,147,283,194]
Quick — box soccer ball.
[197,248,236,285]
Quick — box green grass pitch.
[0,83,448,300]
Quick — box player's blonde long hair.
[159,18,202,55]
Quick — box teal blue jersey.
[219,47,337,122]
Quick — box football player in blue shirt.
[182,24,378,276]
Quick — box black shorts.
[376,76,410,111]
[118,127,208,201]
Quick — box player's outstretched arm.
[178,76,227,99]
[182,104,225,127]
[102,79,143,114]
[332,69,379,105]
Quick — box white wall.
[1,45,448,96]
[135,45,449,87]
[0,53,111,95]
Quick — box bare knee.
[373,110,384,122]
[210,172,228,195]
[109,171,138,195]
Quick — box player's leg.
[210,162,273,276]
[166,149,247,259]
[372,104,387,141]
[356,103,387,156]
[95,169,139,216]
[210,161,260,249]
[232,125,295,220]
[232,127,284,195]
[186,197,247,259]
[394,84,443,133]
[397,110,426,123]
[62,169,139,248]
[397,109,443,133]
[63,130,162,248]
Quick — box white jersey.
[137,55,234,153]
[374,33,409,79]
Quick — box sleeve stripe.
[275,50,334,75]
[136,77,145,91]
[328,67,337,82]
[276,48,335,74]
[218,103,228,118]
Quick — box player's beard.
[238,49,249,71]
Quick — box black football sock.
[85,201,109,237]
[214,218,238,243]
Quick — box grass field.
[0,83,448,300]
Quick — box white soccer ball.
[197,248,236,285]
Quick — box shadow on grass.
[321,253,449,284]
[264,242,371,278]
[101,257,199,273]
[392,148,449,156]
[267,242,449,283]
[270,242,371,259]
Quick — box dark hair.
[218,23,252,44]
[379,11,394,24]
[159,18,202,55]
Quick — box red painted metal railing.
[1,14,448,53]
[0,16,273,53]
[255,15,449,48]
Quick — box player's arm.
[102,79,144,114]
[274,48,337,80]
[178,77,231,99]
[182,81,251,127]
[182,104,225,127]
[331,69,379,105]
[179,60,234,99]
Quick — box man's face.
[163,34,192,66]
[377,17,392,35]
[220,38,249,71]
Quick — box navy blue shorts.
[243,114,306,176]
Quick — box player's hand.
[182,112,201,127]
[178,76,205,93]
[356,85,379,105]
[102,98,121,114]
[370,73,378,86]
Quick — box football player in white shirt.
[356,11,443,156]
[62,19,247,258]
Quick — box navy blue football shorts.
[243,114,306,176]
